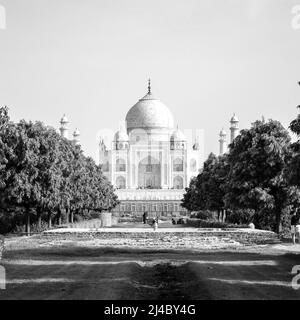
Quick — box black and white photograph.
[0,0,300,307]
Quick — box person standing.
[291,211,300,244]
[143,211,148,224]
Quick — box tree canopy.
[225,120,292,232]
[182,153,229,214]
[287,106,300,187]
[0,107,119,234]
[182,118,297,233]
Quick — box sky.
[0,0,299,161]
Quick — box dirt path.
[0,238,300,300]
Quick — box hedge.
[186,218,249,229]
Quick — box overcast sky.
[0,0,299,161]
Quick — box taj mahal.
[59,80,239,216]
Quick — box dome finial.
[148,78,151,94]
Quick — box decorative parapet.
[116,189,185,201]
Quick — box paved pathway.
[0,236,300,299]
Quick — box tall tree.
[0,120,43,234]
[181,176,200,212]
[287,106,300,186]
[0,108,119,234]
[290,105,300,136]
[182,153,229,218]
[0,106,9,127]
[225,119,291,233]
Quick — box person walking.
[291,210,300,244]
[152,217,158,231]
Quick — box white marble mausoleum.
[98,81,204,216]
[58,80,239,216]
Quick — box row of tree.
[0,107,119,234]
[182,108,300,233]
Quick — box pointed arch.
[173,157,183,172]
[173,176,183,189]
[116,176,126,189]
[138,156,161,188]
[116,157,126,172]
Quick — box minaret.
[60,114,69,139]
[230,113,239,143]
[99,138,108,167]
[99,138,106,152]
[73,128,80,146]
[193,136,199,150]
[219,128,227,155]
[148,78,151,94]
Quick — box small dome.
[114,130,129,141]
[73,128,80,137]
[171,128,186,141]
[219,128,226,136]
[230,114,239,123]
[60,114,69,124]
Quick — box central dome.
[126,84,174,132]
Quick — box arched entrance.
[173,176,183,189]
[138,155,161,189]
[116,176,126,189]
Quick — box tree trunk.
[26,209,30,236]
[38,214,42,230]
[48,212,52,229]
[65,208,68,223]
[57,208,62,225]
[276,211,282,234]
[70,211,74,224]
[223,209,226,222]
[37,208,42,230]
